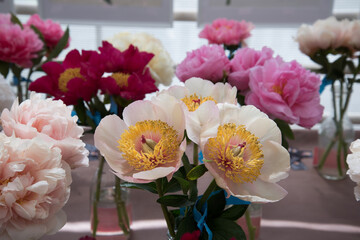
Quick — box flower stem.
[198,179,217,210]
[193,143,198,166]
[92,156,105,237]
[156,179,175,237]
[25,68,33,99]
[245,207,256,240]
[115,176,130,235]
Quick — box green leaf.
[207,218,246,240]
[274,119,294,140]
[46,27,70,61]
[164,177,182,193]
[0,61,10,78]
[221,205,249,221]
[73,101,87,125]
[329,55,347,79]
[187,164,208,180]
[120,182,158,194]
[181,153,192,173]
[175,213,198,240]
[206,190,226,219]
[30,25,45,44]
[189,181,198,202]
[173,175,190,194]
[157,194,192,207]
[10,13,23,28]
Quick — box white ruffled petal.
[133,167,175,181]
[246,118,282,144]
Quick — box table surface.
[43,130,360,240]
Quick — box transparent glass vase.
[237,203,262,240]
[90,159,132,240]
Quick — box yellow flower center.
[58,68,84,92]
[181,94,217,112]
[111,72,130,88]
[117,120,180,171]
[205,123,264,183]
[272,85,283,95]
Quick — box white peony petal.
[346,152,360,183]
[246,117,282,144]
[123,100,167,127]
[13,200,37,220]
[185,77,214,97]
[355,185,360,201]
[350,139,360,153]
[133,167,175,181]
[259,141,290,183]
[27,181,48,195]
[219,104,269,127]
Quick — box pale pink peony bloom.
[25,14,69,50]
[228,47,275,91]
[0,14,43,68]
[346,139,360,201]
[94,94,186,183]
[0,133,71,240]
[1,93,89,169]
[245,59,324,128]
[176,45,230,83]
[200,104,290,203]
[158,77,237,145]
[199,18,254,46]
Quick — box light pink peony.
[199,18,254,46]
[0,133,71,240]
[25,14,69,50]
[0,14,43,68]
[228,47,275,91]
[175,45,230,83]
[346,139,360,201]
[1,93,89,169]
[245,59,324,128]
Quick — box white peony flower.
[346,139,360,201]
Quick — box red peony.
[180,230,201,240]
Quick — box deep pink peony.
[0,14,43,68]
[29,49,100,105]
[180,230,201,240]
[1,93,89,169]
[228,47,275,91]
[199,18,254,46]
[25,14,69,51]
[0,133,71,240]
[175,44,230,83]
[98,41,158,100]
[245,59,324,128]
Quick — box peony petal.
[133,167,175,181]
[26,181,49,195]
[123,100,167,127]
[246,117,282,144]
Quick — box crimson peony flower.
[0,14,43,68]
[29,49,100,105]
[25,14,70,51]
[180,230,201,240]
[98,41,158,100]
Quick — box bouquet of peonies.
[0,13,70,103]
[94,77,291,239]
[0,93,89,240]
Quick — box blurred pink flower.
[1,93,89,169]
[199,18,254,46]
[246,59,324,128]
[180,230,201,240]
[25,14,69,51]
[176,45,230,83]
[228,47,275,91]
[0,133,71,240]
[0,13,43,68]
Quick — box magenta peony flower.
[0,14,43,68]
[1,93,89,169]
[245,59,324,128]
[0,133,71,240]
[180,230,201,240]
[199,18,254,46]
[176,45,230,83]
[98,41,158,100]
[228,47,275,91]
[25,14,69,51]
[29,49,100,105]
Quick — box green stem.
[198,179,217,210]
[92,156,105,237]
[155,179,175,237]
[245,208,256,240]
[193,143,198,166]
[25,68,33,99]
[115,177,130,235]
[317,138,336,170]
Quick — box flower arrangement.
[0,93,89,240]
[0,13,69,103]
[94,77,290,239]
[295,16,360,179]
[347,139,360,201]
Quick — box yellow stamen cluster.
[118,120,180,171]
[111,72,130,88]
[181,94,217,112]
[206,123,264,183]
[58,68,84,92]
[272,85,283,95]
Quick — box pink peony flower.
[98,41,158,100]
[29,49,100,105]
[1,93,89,169]
[180,230,201,240]
[245,59,324,128]
[25,14,69,51]
[94,94,186,183]
[228,47,275,91]
[0,133,71,240]
[0,14,43,68]
[176,45,230,83]
[199,18,254,46]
